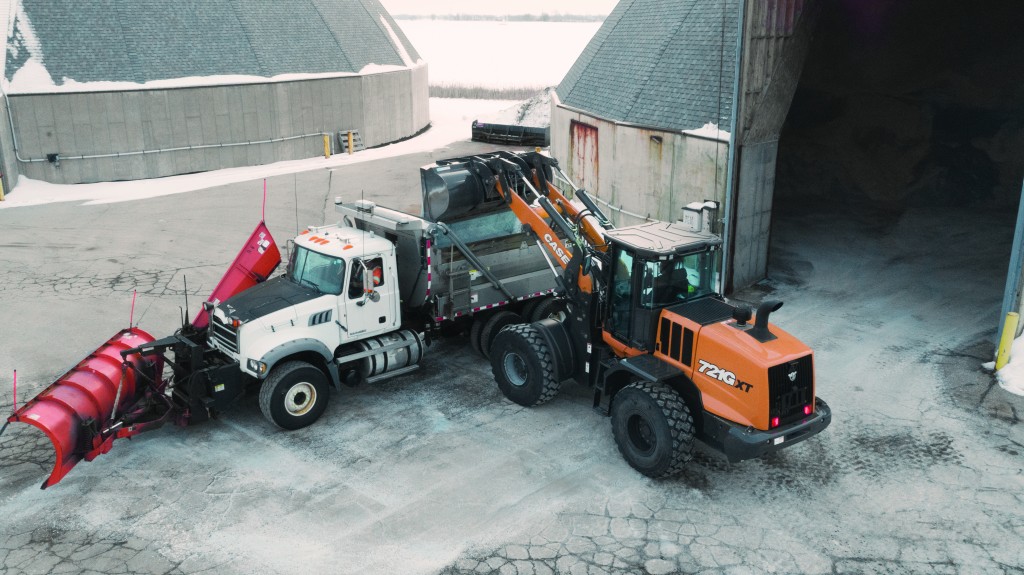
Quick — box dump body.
[337,199,557,325]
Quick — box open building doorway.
[770,0,1024,356]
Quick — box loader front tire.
[611,381,693,478]
[490,324,560,407]
[260,361,330,430]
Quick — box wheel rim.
[285,382,317,416]
[503,352,529,387]
[626,413,656,456]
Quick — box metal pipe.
[14,131,333,163]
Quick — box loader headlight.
[247,359,268,375]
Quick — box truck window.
[288,246,344,295]
[349,256,384,299]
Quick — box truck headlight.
[247,359,267,375]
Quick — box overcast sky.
[378,0,619,16]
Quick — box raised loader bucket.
[192,220,281,329]
[7,328,159,489]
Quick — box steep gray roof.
[5,0,420,85]
[557,0,740,132]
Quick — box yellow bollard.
[0,173,5,201]
[347,131,354,155]
[996,311,1019,370]
[323,134,331,159]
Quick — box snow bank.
[683,122,731,142]
[476,87,553,127]
[0,98,516,209]
[989,336,1024,396]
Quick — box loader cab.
[603,222,721,352]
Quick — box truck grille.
[210,316,239,354]
[768,355,814,426]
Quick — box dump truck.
[3,153,564,488]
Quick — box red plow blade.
[7,328,160,489]
[192,220,280,329]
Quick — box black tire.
[611,381,694,478]
[479,311,524,359]
[259,360,330,430]
[521,298,542,323]
[490,323,560,406]
[469,316,487,357]
[528,297,568,323]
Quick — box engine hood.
[219,276,322,322]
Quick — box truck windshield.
[288,246,344,295]
[639,250,718,308]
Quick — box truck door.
[345,255,397,338]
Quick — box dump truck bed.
[336,200,556,324]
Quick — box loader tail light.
[231,318,241,328]
[803,404,813,416]
[770,417,780,428]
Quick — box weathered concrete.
[4,65,429,186]
[550,94,729,228]
[0,142,1021,575]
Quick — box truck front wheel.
[490,324,560,406]
[611,381,694,478]
[259,361,331,430]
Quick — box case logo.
[698,360,752,392]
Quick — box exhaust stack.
[749,300,783,343]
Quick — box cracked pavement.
[1,145,1022,574]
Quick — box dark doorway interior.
[767,0,1023,348]
[776,0,1024,210]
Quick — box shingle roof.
[557,0,739,132]
[4,0,420,84]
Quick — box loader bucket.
[7,328,158,489]
[192,220,281,329]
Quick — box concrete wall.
[728,0,819,290]
[4,65,429,185]
[551,94,729,228]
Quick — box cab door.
[344,254,399,338]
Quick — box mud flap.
[6,328,159,489]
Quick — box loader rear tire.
[611,381,693,478]
[490,323,560,407]
[259,361,330,430]
[479,311,523,359]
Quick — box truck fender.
[258,338,341,389]
[532,318,575,381]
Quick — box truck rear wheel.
[469,317,486,357]
[479,311,523,359]
[528,297,568,323]
[490,324,560,406]
[259,361,330,430]
[611,381,694,478]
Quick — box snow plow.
[5,222,281,489]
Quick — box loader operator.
[648,261,691,307]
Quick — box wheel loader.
[468,151,832,477]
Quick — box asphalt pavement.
[0,142,1021,575]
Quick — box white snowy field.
[395,20,601,89]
